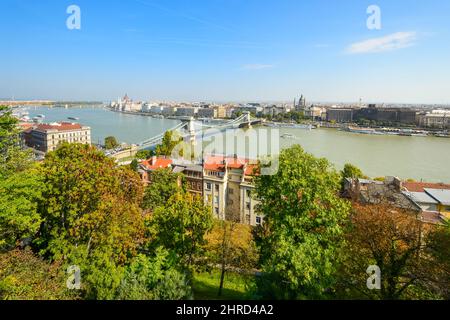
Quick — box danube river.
[26,106,450,183]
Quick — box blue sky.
[1,0,449,103]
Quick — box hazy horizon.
[1,0,450,104]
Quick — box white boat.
[281,134,296,139]
[347,126,382,135]
[267,123,313,130]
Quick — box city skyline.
[1,0,450,104]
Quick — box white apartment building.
[203,155,263,226]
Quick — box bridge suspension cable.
[136,114,251,149]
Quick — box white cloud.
[242,64,274,70]
[346,32,417,54]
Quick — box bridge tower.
[243,111,252,128]
[187,117,196,145]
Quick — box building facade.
[326,108,356,123]
[417,110,450,129]
[23,122,91,153]
[202,155,262,226]
[138,155,263,226]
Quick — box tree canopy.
[147,192,213,272]
[0,105,33,178]
[336,203,449,300]
[142,168,185,211]
[155,131,183,157]
[104,136,119,150]
[254,145,350,299]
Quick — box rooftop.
[172,164,203,173]
[34,122,85,132]
[402,191,439,204]
[402,181,450,193]
[424,188,450,206]
[204,155,258,176]
[140,157,172,171]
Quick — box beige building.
[203,155,262,226]
[214,106,227,119]
[23,122,91,153]
[417,110,450,129]
[305,106,327,120]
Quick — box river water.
[26,106,450,183]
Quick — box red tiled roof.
[18,123,34,131]
[204,155,259,175]
[402,182,450,193]
[205,155,248,169]
[204,162,226,171]
[245,164,259,176]
[35,122,83,132]
[141,157,172,171]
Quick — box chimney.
[393,177,402,191]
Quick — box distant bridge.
[109,112,262,160]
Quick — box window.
[228,188,234,195]
[246,202,251,210]
[214,196,219,205]
[256,216,262,225]
[214,207,219,215]
[206,183,212,191]
[246,190,252,198]
[215,184,219,192]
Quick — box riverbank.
[22,106,450,182]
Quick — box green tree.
[147,192,213,272]
[341,163,366,180]
[104,136,119,150]
[136,149,154,160]
[117,248,192,300]
[0,166,43,251]
[340,163,368,191]
[130,159,138,172]
[155,131,183,157]
[35,143,146,299]
[0,105,32,178]
[142,168,185,211]
[254,145,350,299]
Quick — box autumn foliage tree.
[337,203,449,300]
[34,143,146,298]
[0,249,76,300]
[204,220,258,297]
